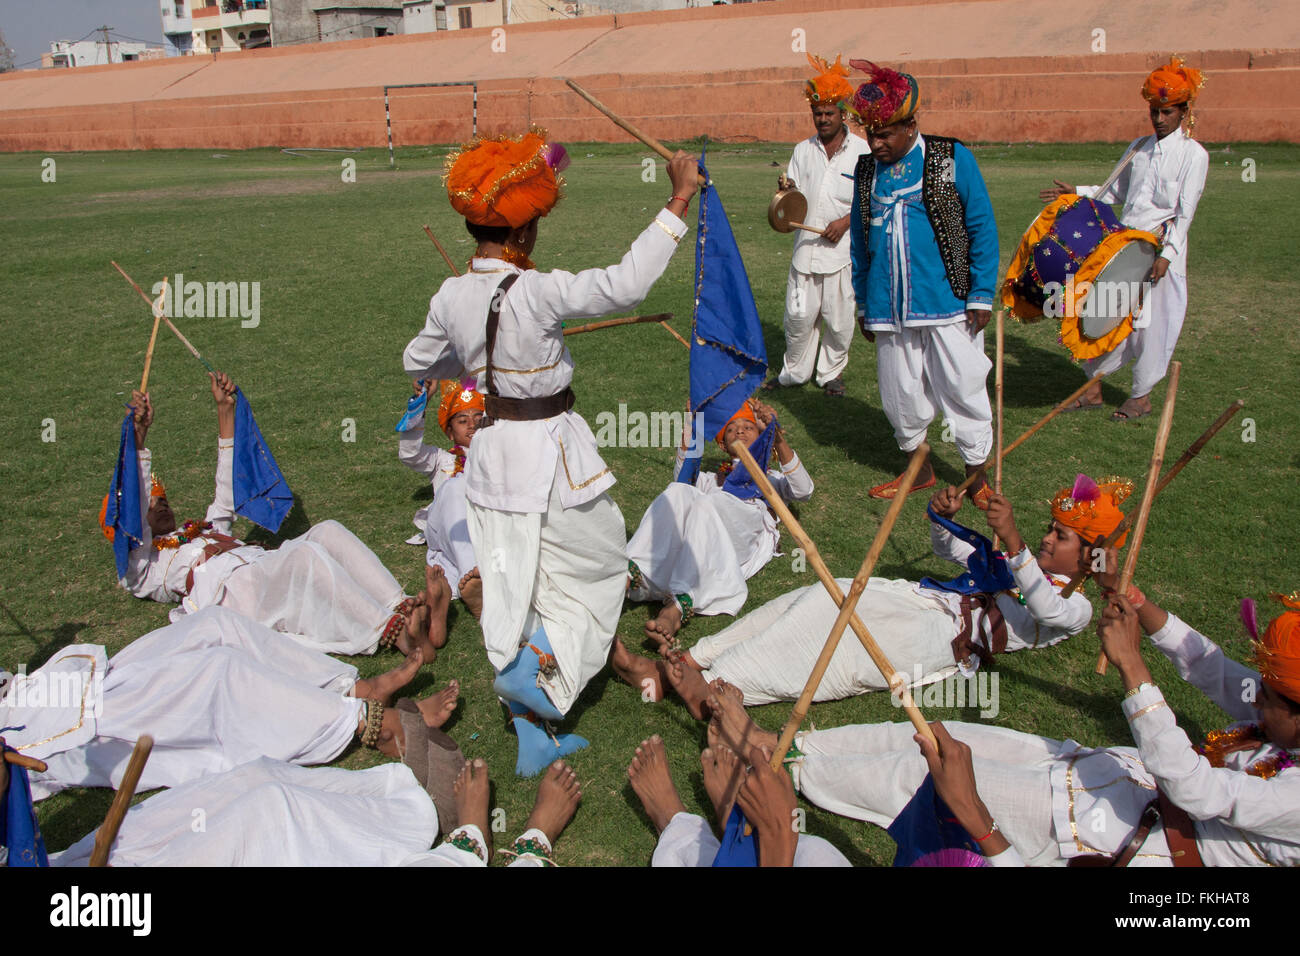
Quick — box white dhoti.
[876,323,993,465]
[22,607,363,801]
[209,519,406,656]
[650,812,851,867]
[790,720,1173,866]
[777,265,857,387]
[52,758,436,867]
[468,482,627,716]
[689,577,960,705]
[1083,270,1187,398]
[626,483,778,619]
[425,474,475,600]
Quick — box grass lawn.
[0,137,1295,865]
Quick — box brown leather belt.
[483,386,576,423]
[1067,792,1203,867]
[951,593,1008,667]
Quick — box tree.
[0,30,15,73]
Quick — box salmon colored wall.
[0,0,1295,150]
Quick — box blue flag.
[105,409,144,580]
[720,418,777,501]
[920,505,1016,596]
[886,774,987,867]
[678,148,767,486]
[232,388,293,533]
[394,390,428,433]
[1,741,49,867]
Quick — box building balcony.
[161,12,193,36]
[192,2,270,30]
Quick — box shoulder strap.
[484,273,521,397]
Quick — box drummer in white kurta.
[402,131,699,775]
[0,606,446,801]
[111,373,431,658]
[656,475,1127,720]
[1041,56,1208,421]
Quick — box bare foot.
[626,735,686,834]
[523,760,582,846]
[707,682,778,754]
[416,679,460,728]
[664,652,712,720]
[458,568,483,620]
[396,596,435,660]
[609,638,667,702]
[424,566,451,650]
[700,746,745,828]
[454,758,492,857]
[353,646,423,704]
[644,602,683,648]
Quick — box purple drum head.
[1013,199,1124,311]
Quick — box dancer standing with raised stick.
[1095,361,1181,675]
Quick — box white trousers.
[778,265,856,387]
[32,607,363,801]
[651,812,851,866]
[53,758,437,867]
[214,520,406,656]
[468,482,627,715]
[876,322,993,464]
[1083,270,1188,398]
[689,577,959,705]
[425,475,475,600]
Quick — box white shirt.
[1077,126,1208,274]
[404,209,688,513]
[786,130,871,274]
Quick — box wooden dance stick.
[730,440,938,765]
[422,224,462,276]
[955,370,1108,496]
[138,278,166,394]
[766,443,932,771]
[111,261,216,373]
[563,78,707,186]
[88,734,154,867]
[563,313,672,337]
[1095,362,1181,675]
[993,309,1005,548]
[1061,398,1245,599]
[2,749,48,774]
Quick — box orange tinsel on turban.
[1050,474,1134,547]
[437,379,485,432]
[1142,55,1205,107]
[1252,593,1300,704]
[715,402,757,446]
[804,53,854,108]
[444,129,562,229]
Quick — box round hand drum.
[1001,195,1160,361]
[768,189,824,235]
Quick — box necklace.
[1198,724,1298,780]
[152,519,213,550]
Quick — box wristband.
[671,194,692,206]
[974,820,1000,843]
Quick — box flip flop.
[868,472,937,500]
[1111,401,1152,422]
[822,377,846,398]
[1062,398,1105,413]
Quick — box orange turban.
[1050,474,1133,547]
[804,53,854,108]
[99,475,164,541]
[437,379,485,432]
[715,402,757,447]
[444,129,565,229]
[1142,55,1205,107]
[1251,593,1300,704]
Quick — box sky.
[0,0,167,71]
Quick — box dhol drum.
[1001,195,1160,361]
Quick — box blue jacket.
[851,136,998,330]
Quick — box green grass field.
[0,139,1296,865]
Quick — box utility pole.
[97,25,116,64]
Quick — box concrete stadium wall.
[1,0,1297,150]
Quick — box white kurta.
[689,522,1092,704]
[52,758,437,867]
[1078,126,1208,396]
[125,440,405,656]
[651,812,851,867]
[777,131,870,387]
[626,450,814,618]
[791,612,1300,866]
[5,607,363,801]
[403,210,688,716]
